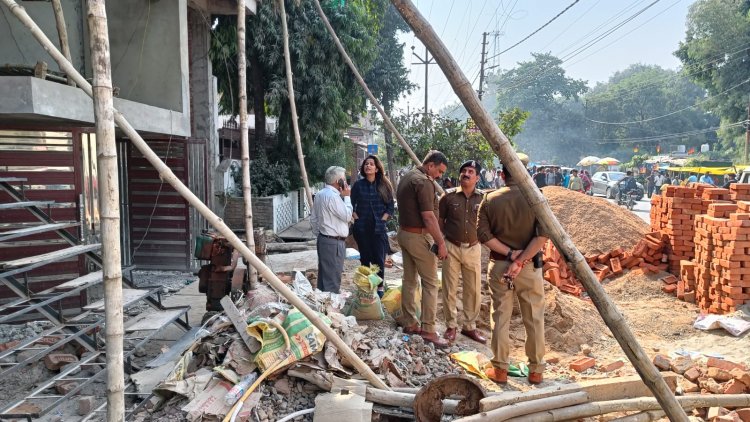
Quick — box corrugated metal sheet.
[128,139,191,270]
[187,139,208,271]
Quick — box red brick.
[735,408,750,422]
[724,379,748,394]
[43,353,78,371]
[598,360,624,372]
[684,366,702,382]
[653,354,672,371]
[609,257,623,275]
[708,357,746,372]
[569,357,596,372]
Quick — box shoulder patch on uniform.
[444,187,458,194]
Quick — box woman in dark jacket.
[351,155,395,293]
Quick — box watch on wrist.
[506,250,514,262]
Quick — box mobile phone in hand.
[337,179,345,190]
[429,243,439,255]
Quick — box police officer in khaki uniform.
[477,153,548,385]
[396,150,450,348]
[439,160,486,344]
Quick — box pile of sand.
[542,186,649,254]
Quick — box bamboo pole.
[86,0,124,420]
[278,0,314,209]
[455,392,590,422]
[501,394,750,422]
[0,0,389,392]
[389,1,688,420]
[311,0,444,195]
[237,0,258,289]
[51,0,74,86]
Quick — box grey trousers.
[317,235,345,293]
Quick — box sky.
[394,0,695,116]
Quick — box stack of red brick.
[650,186,704,273]
[541,233,667,297]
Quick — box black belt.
[320,233,347,241]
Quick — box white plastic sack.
[346,248,360,260]
[693,314,750,337]
[292,271,313,297]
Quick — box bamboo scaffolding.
[278,0,314,210]
[0,0,389,392]
[86,0,124,420]
[237,0,259,289]
[389,0,688,420]
[51,0,74,86]
[311,0,443,194]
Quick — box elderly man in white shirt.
[310,166,353,293]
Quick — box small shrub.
[231,154,291,197]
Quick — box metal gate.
[0,129,83,304]
[128,139,191,270]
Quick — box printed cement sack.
[381,285,420,321]
[345,265,385,320]
[247,308,331,371]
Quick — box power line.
[592,120,746,144]
[486,0,581,61]
[585,78,750,125]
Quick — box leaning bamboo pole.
[0,0,389,392]
[86,0,124,420]
[51,0,74,86]
[277,0,314,209]
[311,0,444,194]
[237,0,259,289]
[389,1,688,420]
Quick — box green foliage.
[622,153,651,170]
[585,64,719,158]
[392,114,495,175]
[232,154,292,197]
[498,107,530,145]
[489,54,589,165]
[675,0,750,159]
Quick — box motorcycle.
[617,188,639,211]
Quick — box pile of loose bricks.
[542,233,667,297]
[651,183,750,314]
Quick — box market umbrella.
[576,156,601,166]
[597,157,620,165]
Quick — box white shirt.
[310,185,353,238]
[654,174,665,186]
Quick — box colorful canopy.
[597,157,620,165]
[576,156,601,166]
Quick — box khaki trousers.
[487,259,546,374]
[397,230,439,333]
[441,242,481,330]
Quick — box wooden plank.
[0,244,100,269]
[0,222,79,242]
[124,309,186,332]
[0,201,55,210]
[83,288,152,311]
[146,327,200,368]
[220,296,261,353]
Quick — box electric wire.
[486,0,581,61]
[585,78,750,125]
[592,120,746,144]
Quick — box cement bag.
[381,285,420,321]
[345,265,385,320]
[247,308,331,371]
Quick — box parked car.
[591,171,644,200]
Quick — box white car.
[591,171,645,200]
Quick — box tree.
[585,64,719,159]
[498,107,530,146]
[210,0,388,184]
[489,53,589,165]
[392,113,495,176]
[675,0,750,159]
[364,4,415,182]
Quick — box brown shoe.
[460,329,487,344]
[402,325,421,335]
[528,372,543,384]
[444,327,457,342]
[419,331,450,349]
[486,367,507,384]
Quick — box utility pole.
[411,45,435,117]
[478,32,488,100]
[745,95,749,164]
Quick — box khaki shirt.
[397,166,437,228]
[477,180,548,250]
[439,187,483,244]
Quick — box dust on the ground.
[542,186,649,254]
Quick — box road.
[602,194,651,225]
